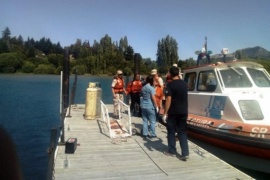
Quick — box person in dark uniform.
[162,66,189,161]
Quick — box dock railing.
[47,71,78,180]
[117,99,132,137]
[46,128,58,180]
[100,100,113,138]
[100,100,132,138]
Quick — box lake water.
[0,74,114,180]
[0,74,268,179]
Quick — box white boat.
[182,60,270,173]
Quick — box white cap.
[117,70,123,75]
[151,69,157,75]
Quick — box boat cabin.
[183,61,270,125]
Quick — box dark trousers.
[166,114,189,156]
[130,92,141,115]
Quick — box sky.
[1,0,270,60]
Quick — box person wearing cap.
[112,70,126,118]
[151,69,164,90]
[154,80,163,114]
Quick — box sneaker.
[142,135,148,140]
[178,155,189,161]
[163,151,176,157]
[148,135,157,139]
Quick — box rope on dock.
[134,138,168,176]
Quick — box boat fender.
[235,126,243,132]
[207,121,214,126]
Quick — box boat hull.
[188,135,270,174]
[187,114,270,173]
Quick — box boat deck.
[54,104,252,180]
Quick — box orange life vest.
[155,86,163,108]
[154,76,162,87]
[131,80,142,93]
[113,77,125,93]
[126,82,132,95]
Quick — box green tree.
[70,39,82,59]
[25,37,36,58]
[119,36,128,53]
[124,45,134,61]
[0,39,9,53]
[48,54,63,68]
[34,64,56,74]
[36,37,53,55]
[1,27,11,52]
[156,35,179,70]
[2,27,11,40]
[72,65,86,75]
[0,52,24,73]
[100,34,112,55]
[22,61,35,73]
[92,40,99,55]
[10,35,24,53]
[52,42,63,54]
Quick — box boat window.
[197,71,217,91]
[247,68,270,87]
[220,68,252,88]
[184,72,196,91]
[239,100,264,120]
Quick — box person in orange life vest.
[112,70,126,118]
[126,73,142,116]
[151,69,164,91]
[154,81,164,115]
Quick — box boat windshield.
[246,68,270,87]
[220,68,252,88]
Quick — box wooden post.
[134,53,140,74]
[62,48,70,109]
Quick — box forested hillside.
[0,27,178,75]
[1,27,270,75]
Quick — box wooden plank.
[54,104,252,180]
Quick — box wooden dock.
[54,104,252,180]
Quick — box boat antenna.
[205,36,207,54]
[196,36,211,66]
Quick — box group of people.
[111,65,189,161]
